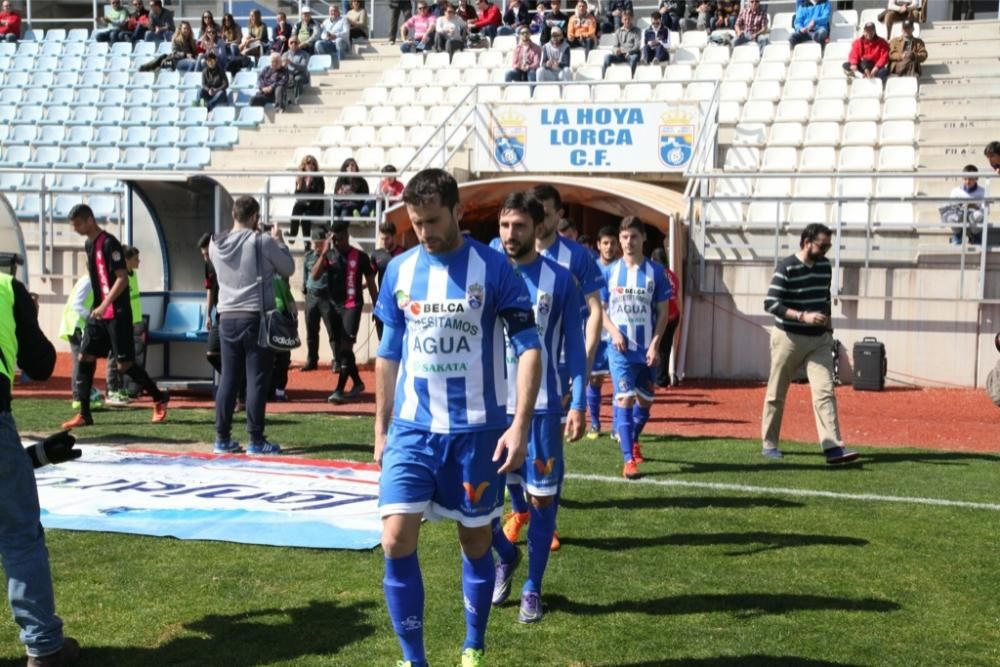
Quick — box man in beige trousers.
[761,223,859,465]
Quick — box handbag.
[254,235,301,351]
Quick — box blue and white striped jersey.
[375,238,541,434]
[601,258,672,363]
[504,255,586,415]
[539,235,605,298]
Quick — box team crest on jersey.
[618,378,629,392]
[492,111,526,168]
[467,283,484,309]
[111,251,122,262]
[537,292,551,316]
[646,279,655,293]
[349,258,357,268]
[395,290,410,308]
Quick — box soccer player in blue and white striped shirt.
[374,170,542,667]
[601,216,672,480]
[489,191,587,625]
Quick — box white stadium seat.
[792,43,822,63]
[846,98,882,122]
[674,47,701,65]
[740,100,775,124]
[838,146,876,172]
[768,122,804,147]
[724,147,760,171]
[747,201,785,228]
[623,83,652,101]
[731,44,761,66]
[874,203,915,228]
[761,146,798,172]
[782,80,815,102]
[723,63,755,83]
[876,177,916,198]
[815,78,848,101]
[794,176,833,198]
[883,97,918,120]
[653,82,684,101]
[804,122,841,147]
[885,77,918,99]
[841,121,878,147]
[850,78,883,100]
[788,202,830,227]
[810,99,845,123]
[799,146,836,172]
[823,42,852,63]
[761,42,791,64]
[879,120,916,146]
[878,146,917,171]
[775,100,811,123]
[748,80,781,102]
[720,81,748,103]
[664,64,692,81]
[732,123,768,147]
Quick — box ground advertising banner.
[33,446,382,550]
[473,102,700,173]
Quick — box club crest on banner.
[492,111,526,168]
[658,112,694,168]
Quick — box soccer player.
[62,204,169,429]
[586,225,621,439]
[602,216,671,479]
[374,169,542,667]
[502,184,604,549]
[490,192,586,624]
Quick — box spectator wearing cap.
[888,19,926,77]
[199,51,229,110]
[882,0,923,37]
[789,0,830,48]
[642,11,669,65]
[316,5,351,58]
[536,26,571,80]
[733,0,769,48]
[293,7,323,54]
[0,0,19,42]
[498,0,525,35]
[843,21,889,83]
[470,0,501,40]
[434,4,467,58]
[567,1,597,55]
[985,141,1000,176]
[400,1,436,52]
[602,9,641,77]
[505,26,540,82]
[946,165,987,245]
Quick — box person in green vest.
[269,275,297,402]
[57,275,104,411]
[105,247,145,406]
[0,271,82,667]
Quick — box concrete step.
[919,98,1000,121]
[920,21,1000,43]
[920,80,1000,100]
[918,119,1000,146]
[922,41,1000,60]
[916,145,988,170]
[924,60,1000,79]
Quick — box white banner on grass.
[472,102,699,173]
[33,446,382,550]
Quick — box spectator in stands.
[169,21,197,69]
[95,0,131,43]
[270,11,293,54]
[499,0,525,35]
[711,0,738,29]
[400,1,436,52]
[888,19,926,77]
[200,10,220,37]
[199,51,229,110]
[681,1,714,32]
[603,0,632,32]
[505,26,541,82]
[191,25,228,72]
[536,26,571,80]
[435,4,467,58]
[332,158,371,218]
[843,21,889,83]
[144,0,174,42]
[388,0,413,45]
[290,155,325,244]
[361,165,405,217]
[789,0,830,48]
[458,0,479,23]
[470,0,502,40]
[557,218,578,240]
[946,165,986,245]
[0,0,20,42]
[210,196,294,456]
[657,0,684,32]
[984,141,1000,175]
[733,0,769,47]
[882,0,923,36]
[347,0,369,40]
[239,9,269,62]
[220,13,242,57]
[529,2,548,35]
[250,52,291,111]
[316,5,351,58]
[540,0,568,44]
[294,6,323,54]
[642,11,669,65]
[126,0,150,43]
[284,36,311,100]
[602,9,641,76]
[567,1,597,54]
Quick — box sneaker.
[273,389,289,402]
[213,439,243,454]
[518,591,543,624]
[327,390,344,404]
[623,459,640,480]
[761,447,784,459]
[491,547,521,605]
[502,511,529,543]
[152,397,169,423]
[61,414,93,429]
[70,400,80,410]
[460,648,485,667]
[105,391,131,407]
[586,425,600,440]
[27,637,80,667]
[824,446,860,465]
[550,530,560,552]
[247,439,282,456]
[344,382,366,400]
[631,442,645,464]
[89,388,104,409]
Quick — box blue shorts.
[591,340,610,375]
[507,413,563,497]
[609,351,655,402]
[379,424,506,528]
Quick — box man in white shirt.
[946,164,987,245]
[316,5,351,58]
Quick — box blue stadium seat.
[54,71,79,87]
[29,71,54,88]
[53,195,79,219]
[84,41,107,56]
[1,146,30,167]
[180,72,202,89]
[110,41,132,57]
[132,71,155,88]
[0,55,11,71]
[64,42,87,57]
[179,88,199,106]
[0,89,18,104]
[67,28,89,42]
[108,56,130,72]
[180,107,208,126]
[156,107,180,125]
[44,29,67,42]
[97,107,125,125]
[35,126,65,146]
[85,177,121,193]
[121,126,151,147]
[15,107,43,124]
[11,56,35,72]
[104,70,130,88]
[231,70,256,89]
[178,126,209,147]
[149,302,205,342]
[55,146,91,169]
[74,87,101,105]
[76,70,103,89]
[149,126,180,147]
[24,88,48,105]
[236,106,264,127]
[86,147,120,169]
[91,126,122,147]
[82,55,107,72]
[15,195,41,220]
[121,107,149,127]
[231,89,254,106]
[308,54,332,73]
[206,106,236,126]
[208,125,238,148]
[6,125,37,146]
[34,56,57,71]
[0,104,14,119]
[15,42,39,56]
[133,41,155,57]
[0,127,7,143]
[90,195,117,220]
[50,88,74,105]
[40,42,64,57]
[180,147,211,168]
[3,72,28,88]
[42,106,72,126]
[54,173,87,192]
[155,41,172,56]
[154,70,179,89]
[99,88,127,106]
[147,147,181,169]
[0,173,22,190]
[0,43,14,57]
[152,88,179,107]
[25,146,59,169]
[53,55,83,73]
[63,126,95,146]
[125,89,153,107]
[122,146,151,168]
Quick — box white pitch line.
[564,473,1000,512]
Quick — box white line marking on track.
[564,473,1000,512]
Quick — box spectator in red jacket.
[843,21,890,83]
[470,0,501,39]
[0,0,21,42]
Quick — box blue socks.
[586,383,602,428]
[491,516,517,564]
[462,550,495,651]
[524,502,557,595]
[507,481,529,514]
[384,553,426,665]
[614,405,634,461]
[632,404,650,439]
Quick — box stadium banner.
[472,102,699,173]
[33,446,382,550]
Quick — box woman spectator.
[220,13,242,57]
[200,10,220,37]
[239,9,269,62]
[191,25,227,72]
[458,0,479,22]
[170,21,198,70]
[332,158,370,219]
[290,155,326,244]
[434,4,467,59]
[270,11,293,53]
[199,51,229,111]
[346,0,369,40]
[499,0,526,34]
[536,26,570,80]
